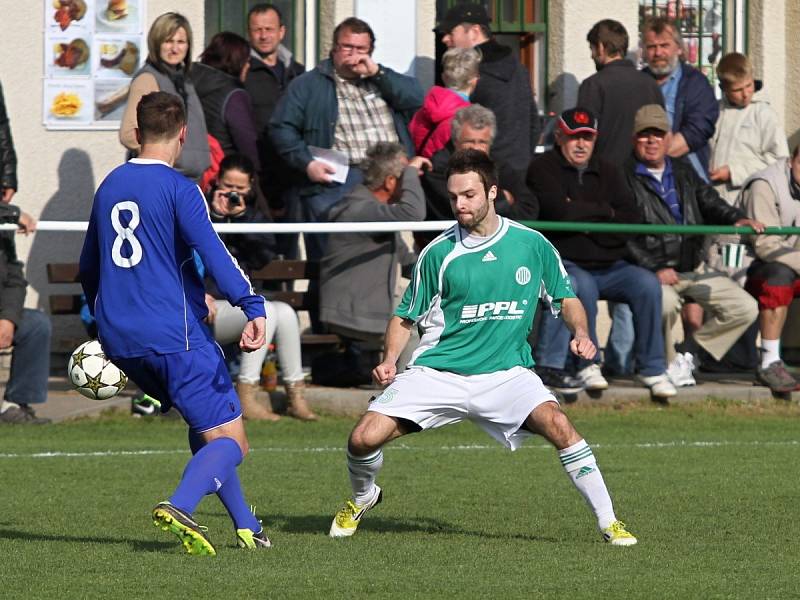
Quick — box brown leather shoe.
[236,382,280,421]
[285,380,318,421]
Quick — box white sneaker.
[666,352,696,387]
[575,364,609,391]
[637,373,678,398]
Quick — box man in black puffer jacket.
[438,3,540,173]
[625,104,762,380]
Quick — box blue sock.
[170,437,242,515]
[186,432,261,532]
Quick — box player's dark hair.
[587,19,628,58]
[201,32,251,77]
[136,91,185,143]
[331,17,376,55]
[247,3,283,26]
[446,148,498,197]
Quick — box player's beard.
[456,199,491,231]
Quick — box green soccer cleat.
[152,501,217,556]
[601,520,638,546]
[237,527,272,549]
[329,486,382,538]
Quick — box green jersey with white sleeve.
[395,217,575,375]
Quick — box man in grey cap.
[625,104,763,388]
[438,3,540,172]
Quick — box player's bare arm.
[372,316,413,386]
[560,297,596,360]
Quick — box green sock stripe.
[560,447,593,466]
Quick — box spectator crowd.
[2,3,800,424]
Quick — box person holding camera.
[203,154,316,421]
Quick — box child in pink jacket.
[409,47,480,158]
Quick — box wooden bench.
[46,261,342,350]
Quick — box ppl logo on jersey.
[460,300,527,323]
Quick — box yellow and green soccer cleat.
[601,520,638,546]
[152,501,217,556]
[329,486,383,538]
[237,527,272,549]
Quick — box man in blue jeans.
[0,208,52,424]
[527,108,676,399]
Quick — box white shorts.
[368,366,558,450]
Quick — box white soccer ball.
[68,340,128,400]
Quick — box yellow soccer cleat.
[601,520,638,546]
[152,501,216,556]
[236,527,272,549]
[329,486,383,538]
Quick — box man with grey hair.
[642,16,718,181]
[319,143,431,382]
[421,104,537,237]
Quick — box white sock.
[347,449,383,505]
[761,339,781,369]
[559,439,616,530]
[0,400,19,413]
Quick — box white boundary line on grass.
[0,439,797,459]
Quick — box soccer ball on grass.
[68,340,128,400]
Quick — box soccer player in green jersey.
[329,149,637,545]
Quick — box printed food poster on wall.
[44,0,144,129]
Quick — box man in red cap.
[527,108,677,400]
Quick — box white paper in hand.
[308,146,350,184]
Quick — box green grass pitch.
[1,401,798,599]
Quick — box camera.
[224,191,242,206]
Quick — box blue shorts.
[114,342,241,433]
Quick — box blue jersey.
[79,158,265,358]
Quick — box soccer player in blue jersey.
[80,92,270,555]
[329,149,637,545]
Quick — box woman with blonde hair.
[119,12,209,180]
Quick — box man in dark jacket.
[529,108,675,399]
[245,3,304,212]
[642,16,719,181]
[0,206,51,424]
[320,142,429,377]
[270,17,423,260]
[0,86,51,424]
[438,3,540,172]
[578,19,664,167]
[625,104,761,386]
[0,82,16,204]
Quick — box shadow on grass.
[266,514,557,542]
[0,527,175,552]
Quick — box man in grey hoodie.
[320,142,430,368]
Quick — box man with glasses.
[270,17,423,259]
[625,104,762,385]
[529,108,676,400]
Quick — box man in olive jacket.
[320,143,429,369]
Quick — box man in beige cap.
[624,104,764,387]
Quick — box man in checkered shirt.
[270,17,423,260]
